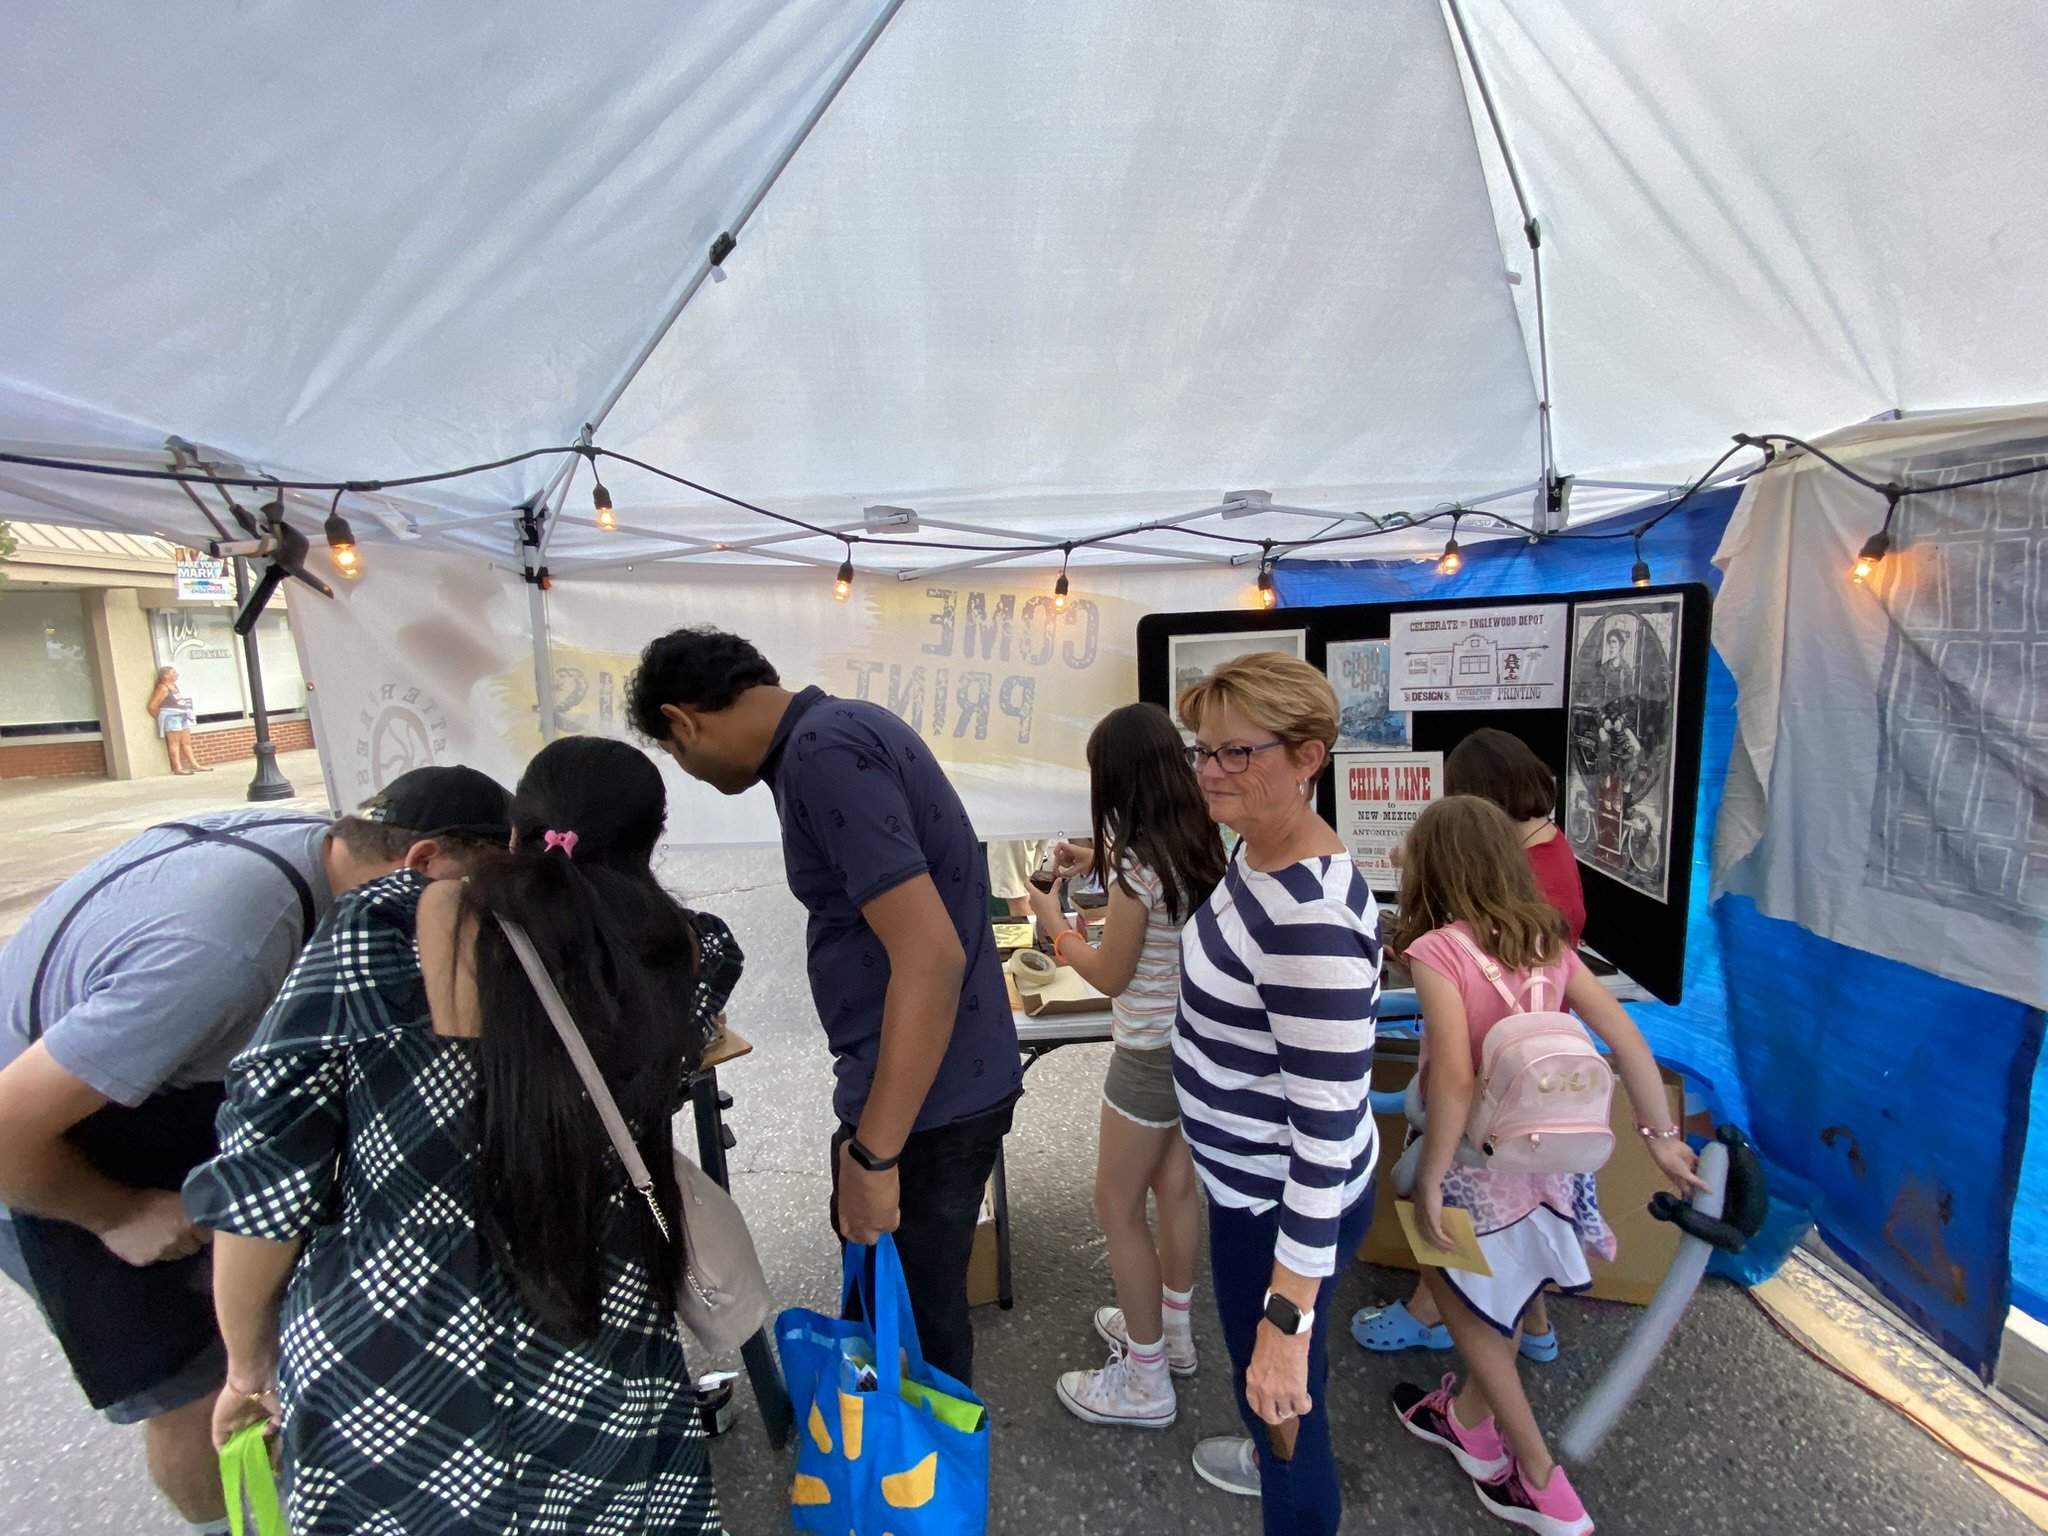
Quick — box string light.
[834,542,855,601]
[1054,543,1071,612]
[324,491,360,578]
[580,438,617,531]
[1256,542,1277,608]
[1851,487,1902,585]
[1436,515,1463,577]
[1631,528,1652,587]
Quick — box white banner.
[1336,750,1442,884]
[1713,409,2048,1009]
[1389,603,1567,710]
[288,544,541,814]
[545,563,1249,847]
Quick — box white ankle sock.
[1161,1285,1194,1337]
[1125,1336,1171,1384]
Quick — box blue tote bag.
[777,1235,990,1534]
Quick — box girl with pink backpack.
[1387,796,1705,1536]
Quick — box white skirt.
[1439,1203,1594,1337]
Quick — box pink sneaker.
[1473,1460,1594,1536]
[1390,1374,1510,1481]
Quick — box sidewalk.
[0,751,329,942]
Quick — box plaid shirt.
[186,872,741,1536]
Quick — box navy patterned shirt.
[759,687,1021,1130]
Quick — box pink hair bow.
[542,829,579,858]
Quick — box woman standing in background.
[147,666,203,775]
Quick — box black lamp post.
[233,555,295,802]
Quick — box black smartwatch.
[1262,1289,1314,1337]
[845,1136,902,1173]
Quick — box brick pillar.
[83,588,168,781]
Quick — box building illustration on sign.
[1403,632,1553,690]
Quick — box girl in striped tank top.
[1027,703,1225,1431]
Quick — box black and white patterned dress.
[186,872,742,1535]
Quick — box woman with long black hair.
[1026,702,1226,1431]
[187,736,742,1535]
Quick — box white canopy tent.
[2,1,2046,833]
[4,1,2044,563]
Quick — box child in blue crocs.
[1352,1290,1558,1361]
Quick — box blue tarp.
[1276,492,2044,1375]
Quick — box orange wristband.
[1053,929,1086,965]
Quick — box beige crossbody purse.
[496,916,773,1356]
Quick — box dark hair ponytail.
[459,736,715,1341]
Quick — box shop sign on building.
[175,553,233,602]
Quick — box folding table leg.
[992,1141,1015,1310]
[742,1330,793,1448]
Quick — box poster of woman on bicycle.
[1565,596,1682,902]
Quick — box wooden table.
[687,1025,793,1449]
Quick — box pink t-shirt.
[1406,920,1584,1085]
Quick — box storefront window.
[0,591,99,732]
[151,606,246,718]
[149,605,307,719]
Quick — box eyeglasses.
[1185,741,1287,774]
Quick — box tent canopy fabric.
[3,1,2045,574]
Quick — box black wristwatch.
[1262,1289,1314,1337]
[846,1136,902,1173]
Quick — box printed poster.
[1564,595,1682,902]
[1327,638,1412,751]
[1337,750,1442,884]
[1388,604,1567,710]
[174,553,233,602]
[1167,629,1307,726]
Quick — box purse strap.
[494,915,674,1244]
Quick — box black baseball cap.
[359,765,513,842]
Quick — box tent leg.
[529,579,558,743]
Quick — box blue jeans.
[1208,1192,1375,1536]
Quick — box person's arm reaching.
[1024,879,1146,998]
[1565,966,1707,1197]
[837,874,966,1244]
[0,1043,207,1264]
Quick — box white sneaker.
[1191,1436,1261,1497]
[1055,1345,1177,1429]
[1094,1305,1197,1376]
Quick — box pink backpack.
[1445,928,1616,1176]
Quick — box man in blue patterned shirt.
[630,627,1020,1384]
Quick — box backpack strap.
[1441,926,1523,1012]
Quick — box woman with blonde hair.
[146,666,203,775]
[1173,653,1380,1535]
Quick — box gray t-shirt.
[0,810,334,1107]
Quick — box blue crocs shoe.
[1518,1327,1560,1363]
[1351,1301,1452,1353]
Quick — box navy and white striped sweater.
[1172,852,1381,1278]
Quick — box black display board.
[1136,583,1713,1005]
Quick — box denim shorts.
[1102,1044,1180,1128]
[0,1216,225,1424]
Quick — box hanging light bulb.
[592,477,616,533]
[324,494,361,578]
[1851,488,1903,586]
[834,548,855,601]
[1631,529,1652,587]
[1257,562,1277,609]
[1054,544,1072,612]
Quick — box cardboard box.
[1356,1039,1685,1305]
[966,1182,999,1307]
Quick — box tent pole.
[534,0,911,554]
[1441,0,1556,526]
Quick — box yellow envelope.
[1396,1200,1493,1276]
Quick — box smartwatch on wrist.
[845,1136,901,1173]
[1261,1289,1314,1337]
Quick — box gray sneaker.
[1191,1436,1261,1498]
